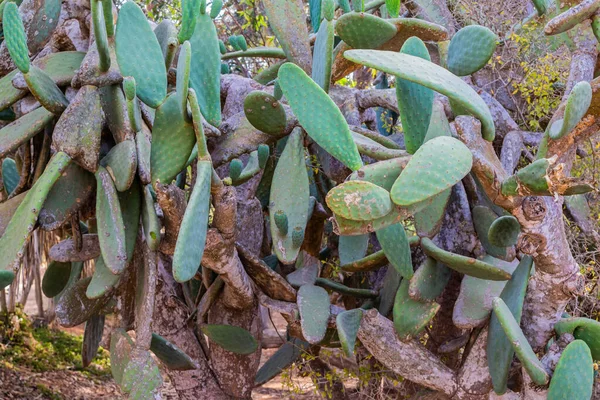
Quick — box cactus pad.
[0,106,53,159]
[339,234,369,265]
[347,157,406,191]
[173,160,211,282]
[336,12,398,49]
[376,223,413,279]
[41,261,72,298]
[378,265,402,316]
[545,0,600,36]
[82,314,105,367]
[549,81,592,140]
[344,50,495,141]
[390,136,472,207]
[178,0,200,43]
[472,205,511,259]
[150,333,196,371]
[488,215,521,247]
[554,317,600,360]
[86,257,120,299]
[393,279,440,340]
[200,324,259,355]
[336,309,363,357]
[311,19,334,92]
[547,340,594,400]
[447,25,497,76]
[255,338,309,385]
[243,91,287,135]
[115,1,167,108]
[297,284,331,344]
[24,66,70,114]
[278,62,362,171]
[326,181,393,221]
[3,2,30,73]
[413,189,451,238]
[141,185,161,251]
[408,257,451,302]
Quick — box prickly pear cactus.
[0,0,596,398]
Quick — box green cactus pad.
[488,215,521,247]
[344,50,495,141]
[278,63,363,171]
[86,257,119,300]
[376,223,413,279]
[52,85,103,172]
[492,297,549,386]
[176,41,192,115]
[390,136,472,207]
[487,255,533,394]
[150,93,196,185]
[117,179,141,264]
[200,324,259,355]
[210,0,222,18]
[173,160,211,282]
[386,0,401,17]
[95,166,127,274]
[0,70,25,112]
[41,261,72,298]
[549,81,592,140]
[1,159,19,196]
[262,0,312,73]
[3,2,30,73]
[24,66,69,114]
[0,152,70,274]
[189,12,222,126]
[472,206,510,259]
[82,314,104,368]
[548,340,594,400]
[286,258,319,287]
[269,128,310,264]
[447,25,497,76]
[150,333,196,371]
[91,0,110,72]
[339,234,369,265]
[326,181,393,221]
[136,130,152,184]
[347,158,406,191]
[141,185,161,251]
[453,256,518,329]
[309,0,322,32]
[378,265,402,316]
[255,338,310,385]
[312,20,335,92]
[413,189,451,238]
[351,130,406,160]
[115,1,167,108]
[110,329,135,385]
[55,276,112,327]
[154,19,178,66]
[0,191,24,239]
[554,317,600,360]
[335,12,397,49]
[243,91,287,135]
[333,206,408,236]
[408,257,451,302]
[336,309,363,357]
[0,106,53,159]
[396,37,434,154]
[393,279,440,340]
[121,349,163,397]
[178,0,200,43]
[100,140,137,192]
[297,284,331,344]
[544,0,600,36]
[35,51,86,86]
[421,237,512,280]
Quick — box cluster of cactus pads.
[0,0,597,396]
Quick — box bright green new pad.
[421,237,512,280]
[269,127,310,264]
[554,317,600,360]
[336,309,363,357]
[548,340,594,400]
[278,62,362,171]
[393,279,440,340]
[86,257,119,299]
[326,180,393,221]
[488,215,521,247]
[3,2,30,73]
[376,223,413,278]
[201,324,258,355]
[492,297,549,386]
[150,333,196,371]
[262,0,312,73]
[150,93,196,185]
[173,160,211,282]
[396,36,433,154]
[243,91,287,135]
[487,255,532,394]
[0,152,70,276]
[115,1,167,108]
[42,261,72,298]
[386,0,400,17]
[549,81,592,140]
[447,25,497,76]
[0,106,53,159]
[343,50,495,141]
[391,136,472,207]
[335,12,397,49]
[453,256,518,329]
[178,0,199,43]
[24,66,69,114]
[189,12,222,126]
[297,284,331,344]
[311,19,334,92]
[95,166,127,274]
